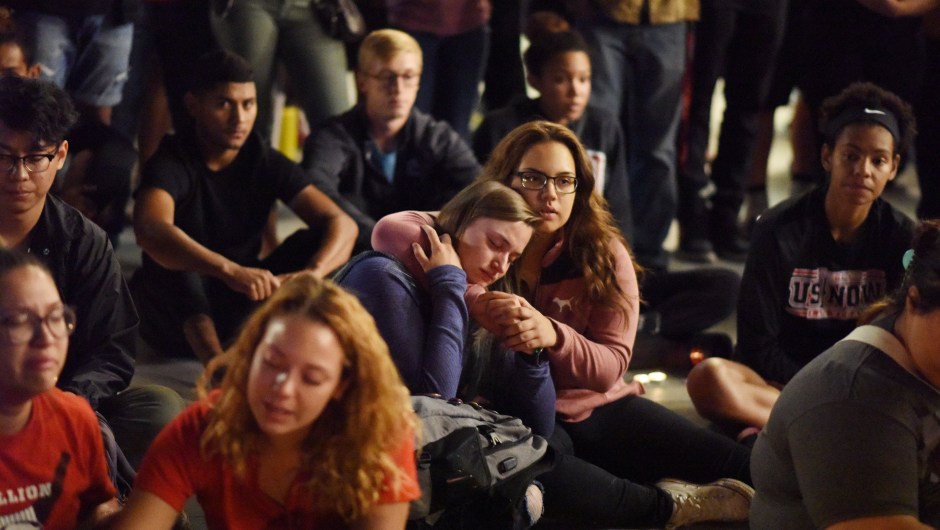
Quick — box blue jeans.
[17,11,133,107]
[409,25,490,141]
[580,20,687,270]
[211,0,351,139]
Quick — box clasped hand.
[471,291,557,355]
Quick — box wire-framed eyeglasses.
[366,71,421,88]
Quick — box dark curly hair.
[818,81,916,156]
[0,76,77,146]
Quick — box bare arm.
[101,491,179,530]
[79,497,120,529]
[349,502,410,530]
[827,515,934,529]
[288,184,358,277]
[855,0,940,16]
[133,187,279,301]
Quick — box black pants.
[133,228,324,358]
[537,395,751,528]
[680,0,788,216]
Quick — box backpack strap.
[841,325,940,394]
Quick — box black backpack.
[408,396,554,529]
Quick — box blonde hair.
[198,275,415,521]
[358,29,423,72]
[477,120,638,312]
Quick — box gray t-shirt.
[751,316,940,529]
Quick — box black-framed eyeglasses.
[513,170,578,194]
[0,149,58,173]
[366,71,421,88]
[0,306,76,345]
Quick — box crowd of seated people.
[2,0,940,527]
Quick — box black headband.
[824,105,900,146]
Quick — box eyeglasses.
[514,170,578,194]
[0,150,58,173]
[0,306,76,345]
[366,71,421,88]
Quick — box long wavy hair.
[198,275,415,521]
[477,120,638,312]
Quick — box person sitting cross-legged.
[0,75,184,498]
[687,82,916,434]
[131,50,357,365]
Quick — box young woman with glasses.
[376,121,755,528]
[0,248,118,527]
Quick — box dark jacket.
[736,185,914,384]
[302,105,480,251]
[28,194,138,410]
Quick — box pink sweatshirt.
[372,211,643,422]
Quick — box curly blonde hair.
[198,275,415,521]
[477,120,639,312]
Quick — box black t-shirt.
[131,131,312,349]
[138,131,311,266]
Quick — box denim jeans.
[409,24,490,141]
[211,0,351,139]
[17,11,133,107]
[580,19,687,269]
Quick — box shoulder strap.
[841,325,940,394]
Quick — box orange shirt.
[0,389,116,529]
[136,399,420,529]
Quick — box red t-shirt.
[136,399,420,530]
[0,389,116,529]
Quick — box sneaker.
[656,478,754,529]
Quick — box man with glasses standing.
[0,75,185,498]
[303,29,481,253]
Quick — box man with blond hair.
[303,29,481,252]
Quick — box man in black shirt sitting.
[131,50,357,363]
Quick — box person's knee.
[686,358,733,416]
[110,384,186,432]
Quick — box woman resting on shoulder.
[107,275,419,529]
[376,122,755,528]
[341,180,556,436]
[0,248,118,528]
[751,220,940,530]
